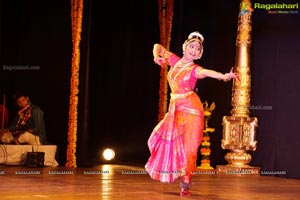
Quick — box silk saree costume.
[145,54,204,183]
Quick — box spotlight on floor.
[102,148,115,161]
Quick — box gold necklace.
[169,60,193,88]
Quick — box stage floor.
[0,164,299,200]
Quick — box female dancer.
[145,31,238,196]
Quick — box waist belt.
[170,91,194,100]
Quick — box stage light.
[102,148,115,161]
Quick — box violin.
[14,105,32,137]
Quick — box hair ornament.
[188,31,204,43]
[182,31,204,59]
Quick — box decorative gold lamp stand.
[216,0,260,175]
[198,102,216,170]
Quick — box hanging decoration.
[157,0,174,121]
[66,0,83,168]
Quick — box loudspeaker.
[25,152,45,167]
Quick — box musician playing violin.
[0,91,46,145]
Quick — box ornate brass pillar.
[217,0,260,175]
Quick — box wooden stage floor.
[0,164,299,200]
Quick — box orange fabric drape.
[66,0,83,168]
[158,0,174,121]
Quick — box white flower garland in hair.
[188,31,204,42]
[182,31,204,59]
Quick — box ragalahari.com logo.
[253,1,299,14]
[240,0,254,15]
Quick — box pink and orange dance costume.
[145,53,204,196]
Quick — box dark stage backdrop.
[0,0,72,164]
[251,0,300,178]
[1,0,300,178]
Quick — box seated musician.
[0,91,46,145]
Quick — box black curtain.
[251,3,300,178]
[0,0,72,164]
[88,0,160,163]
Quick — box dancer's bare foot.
[180,189,191,196]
